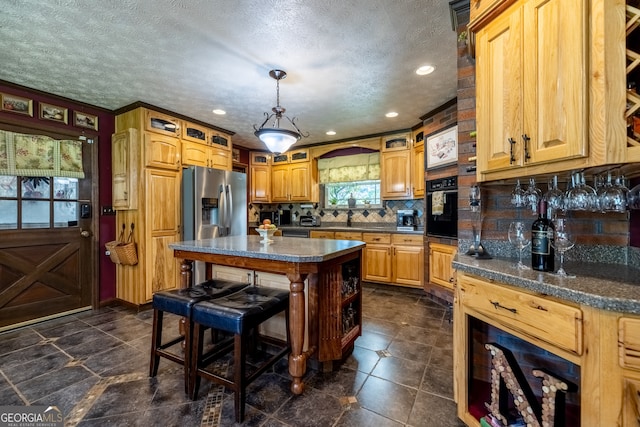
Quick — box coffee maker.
[396,209,417,231]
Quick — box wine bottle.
[531,199,554,272]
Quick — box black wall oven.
[426,176,458,238]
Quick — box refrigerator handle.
[226,184,233,233]
[218,184,226,236]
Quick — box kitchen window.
[323,180,381,208]
[318,150,380,208]
[0,175,79,229]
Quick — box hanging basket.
[106,223,138,266]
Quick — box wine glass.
[511,179,525,207]
[508,221,530,270]
[551,218,575,278]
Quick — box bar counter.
[169,235,366,395]
[453,254,640,314]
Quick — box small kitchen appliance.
[299,215,321,227]
[396,209,418,231]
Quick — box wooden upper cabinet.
[476,0,587,178]
[144,110,181,138]
[271,164,290,202]
[181,140,208,168]
[289,162,313,201]
[381,150,412,199]
[111,128,138,210]
[144,132,181,171]
[411,144,425,198]
[289,148,310,163]
[271,157,317,202]
[182,122,208,144]
[250,152,271,166]
[210,132,231,151]
[250,165,270,202]
[412,128,424,148]
[381,133,411,152]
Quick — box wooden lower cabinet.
[363,233,392,283]
[428,242,457,290]
[362,233,423,288]
[454,271,632,427]
[391,234,423,287]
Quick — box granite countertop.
[170,235,365,263]
[453,254,640,314]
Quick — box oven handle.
[427,189,458,195]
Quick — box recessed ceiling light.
[326,130,336,136]
[385,112,398,118]
[416,65,435,75]
[212,109,226,115]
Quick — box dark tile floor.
[0,283,465,426]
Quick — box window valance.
[318,153,380,183]
[0,130,84,178]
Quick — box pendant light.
[253,69,308,154]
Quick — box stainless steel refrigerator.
[182,165,247,284]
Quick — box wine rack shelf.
[627,3,640,148]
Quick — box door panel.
[0,131,95,329]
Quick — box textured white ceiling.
[0,0,458,150]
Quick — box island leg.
[287,273,307,395]
[179,259,194,347]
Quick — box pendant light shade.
[254,69,308,154]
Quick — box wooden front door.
[0,128,96,329]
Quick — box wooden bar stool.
[189,286,290,423]
[149,279,248,393]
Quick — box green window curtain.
[0,130,85,178]
[318,153,380,183]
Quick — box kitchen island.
[169,235,365,395]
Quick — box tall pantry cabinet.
[112,108,182,305]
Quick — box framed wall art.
[1,93,33,116]
[73,111,98,130]
[39,103,68,124]
[426,124,458,170]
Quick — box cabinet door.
[476,2,524,173]
[250,165,270,202]
[381,150,412,199]
[144,132,181,170]
[181,140,208,167]
[144,168,181,301]
[289,162,311,201]
[210,265,253,284]
[145,110,181,138]
[429,243,457,290]
[393,245,424,287]
[411,144,425,198]
[523,0,587,164]
[271,164,290,202]
[209,147,231,170]
[363,245,392,282]
[111,128,138,210]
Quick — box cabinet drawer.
[458,274,583,355]
[310,230,335,239]
[362,233,391,244]
[619,318,640,371]
[335,232,363,241]
[392,233,422,246]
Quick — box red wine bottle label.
[531,230,552,255]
